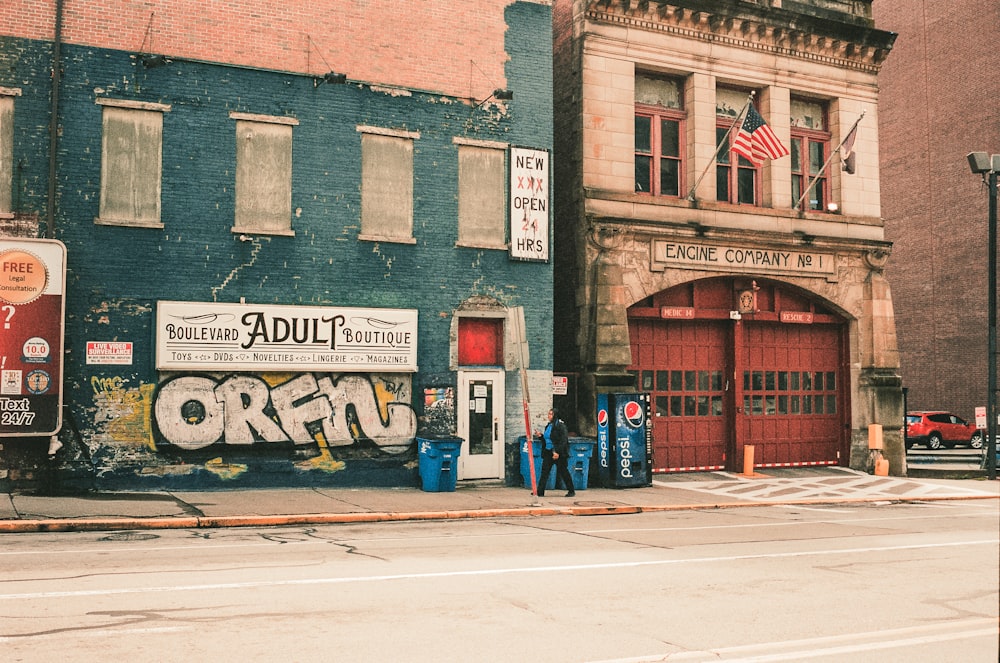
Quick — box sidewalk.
[1,467,997,534]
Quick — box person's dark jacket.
[543,418,569,457]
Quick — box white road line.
[1,538,995,601]
[591,618,998,662]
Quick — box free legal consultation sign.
[0,239,66,437]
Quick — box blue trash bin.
[568,438,595,491]
[417,437,463,492]
[519,435,556,491]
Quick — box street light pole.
[969,152,998,481]
[987,165,997,481]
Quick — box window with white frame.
[231,112,298,235]
[96,98,171,227]
[790,98,831,212]
[634,75,685,197]
[716,88,759,206]
[456,139,507,249]
[0,88,19,216]
[358,126,419,243]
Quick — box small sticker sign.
[87,341,134,365]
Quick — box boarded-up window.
[96,99,170,227]
[232,114,297,235]
[0,92,15,214]
[457,143,506,248]
[359,129,416,243]
[458,317,504,366]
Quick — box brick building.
[874,1,1000,423]
[551,0,905,474]
[0,1,555,490]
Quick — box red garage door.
[740,322,843,467]
[630,318,729,472]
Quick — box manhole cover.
[100,531,160,542]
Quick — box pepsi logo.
[622,400,644,428]
[597,409,608,428]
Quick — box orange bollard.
[743,445,755,476]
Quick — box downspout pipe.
[46,0,64,239]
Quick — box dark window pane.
[711,396,722,416]
[717,166,730,201]
[743,395,751,414]
[716,128,730,164]
[790,138,802,173]
[814,372,824,390]
[671,370,683,391]
[655,395,670,417]
[635,155,652,193]
[671,395,682,417]
[685,396,696,416]
[778,371,788,390]
[826,372,836,390]
[765,371,776,390]
[635,116,651,152]
[803,395,813,414]
[752,371,764,391]
[743,371,750,390]
[814,395,824,414]
[826,395,837,413]
[685,370,696,391]
[778,395,788,414]
[791,395,800,414]
[791,372,800,390]
[809,140,824,175]
[752,395,763,415]
[660,158,679,196]
[642,371,654,390]
[698,370,710,391]
[661,119,679,157]
[765,396,775,415]
[657,370,670,390]
[711,371,723,391]
[737,167,756,204]
[697,396,709,416]
[802,371,812,390]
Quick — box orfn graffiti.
[152,373,416,451]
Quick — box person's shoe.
[565,490,576,497]
[537,491,545,497]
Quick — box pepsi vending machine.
[596,393,652,488]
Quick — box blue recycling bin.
[568,438,595,491]
[417,437,463,492]
[519,436,556,491]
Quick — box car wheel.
[970,432,984,449]
[927,433,944,450]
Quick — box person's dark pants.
[538,450,575,496]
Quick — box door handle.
[494,421,499,441]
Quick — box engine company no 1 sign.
[156,301,418,372]
[0,239,67,437]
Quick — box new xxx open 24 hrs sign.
[0,239,67,436]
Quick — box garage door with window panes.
[740,322,842,467]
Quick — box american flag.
[731,106,789,165]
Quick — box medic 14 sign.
[156,301,418,372]
[509,146,549,262]
[0,239,67,437]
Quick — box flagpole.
[686,91,755,202]
[794,110,865,212]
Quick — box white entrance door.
[457,370,505,480]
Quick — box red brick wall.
[1,0,512,99]
[874,1,1000,417]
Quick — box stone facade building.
[0,1,554,490]
[552,1,904,474]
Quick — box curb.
[1,493,996,534]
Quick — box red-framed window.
[716,123,760,205]
[635,108,685,197]
[790,99,831,212]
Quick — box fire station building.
[552,1,905,474]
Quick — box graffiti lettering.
[152,373,416,451]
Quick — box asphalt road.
[2,500,997,662]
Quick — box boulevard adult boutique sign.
[156,301,418,372]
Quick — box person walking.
[535,408,575,497]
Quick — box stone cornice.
[584,1,896,73]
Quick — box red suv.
[905,411,983,450]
